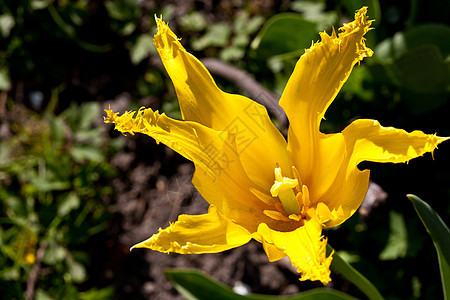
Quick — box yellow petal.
[295,131,369,228]
[193,168,277,233]
[280,7,373,183]
[154,17,290,191]
[252,230,287,262]
[104,106,237,179]
[132,206,251,254]
[104,106,274,232]
[312,118,448,228]
[256,216,333,285]
[343,119,449,166]
[262,242,287,262]
[316,202,335,223]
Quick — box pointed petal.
[318,165,370,228]
[256,216,333,285]
[154,17,289,191]
[280,7,373,182]
[312,119,448,228]
[132,206,251,254]
[302,132,370,228]
[275,8,377,228]
[252,230,287,262]
[104,107,274,232]
[342,119,449,165]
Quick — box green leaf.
[374,24,450,114]
[437,246,450,300]
[192,23,231,51]
[233,12,264,35]
[166,269,357,300]
[220,46,245,62]
[30,177,70,192]
[0,267,19,281]
[290,0,338,30]
[379,211,408,260]
[242,15,264,35]
[79,287,115,300]
[180,12,207,32]
[340,65,374,102]
[389,46,447,92]
[251,13,318,59]
[327,245,384,300]
[105,0,139,21]
[402,24,450,59]
[35,289,53,300]
[0,13,15,38]
[47,4,75,37]
[407,194,450,264]
[70,146,104,163]
[407,194,450,300]
[0,66,11,91]
[57,192,80,217]
[50,116,65,143]
[376,24,450,65]
[78,102,101,130]
[63,250,87,283]
[44,243,66,265]
[130,34,155,65]
[31,0,53,10]
[67,258,86,283]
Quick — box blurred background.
[1,0,449,299]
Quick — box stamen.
[288,214,301,221]
[263,210,288,221]
[270,167,301,215]
[291,166,303,192]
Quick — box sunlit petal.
[256,214,333,285]
[154,17,290,191]
[312,119,448,228]
[104,107,274,230]
[343,119,449,166]
[280,7,373,183]
[132,206,251,253]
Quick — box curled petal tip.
[154,14,162,23]
[338,7,374,60]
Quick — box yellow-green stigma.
[270,167,301,215]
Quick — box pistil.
[270,167,301,215]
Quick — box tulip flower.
[104,7,447,284]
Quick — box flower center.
[270,167,301,215]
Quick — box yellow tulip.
[104,7,448,285]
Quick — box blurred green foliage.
[250,0,450,120]
[0,0,108,88]
[166,269,358,300]
[0,101,118,299]
[188,11,264,62]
